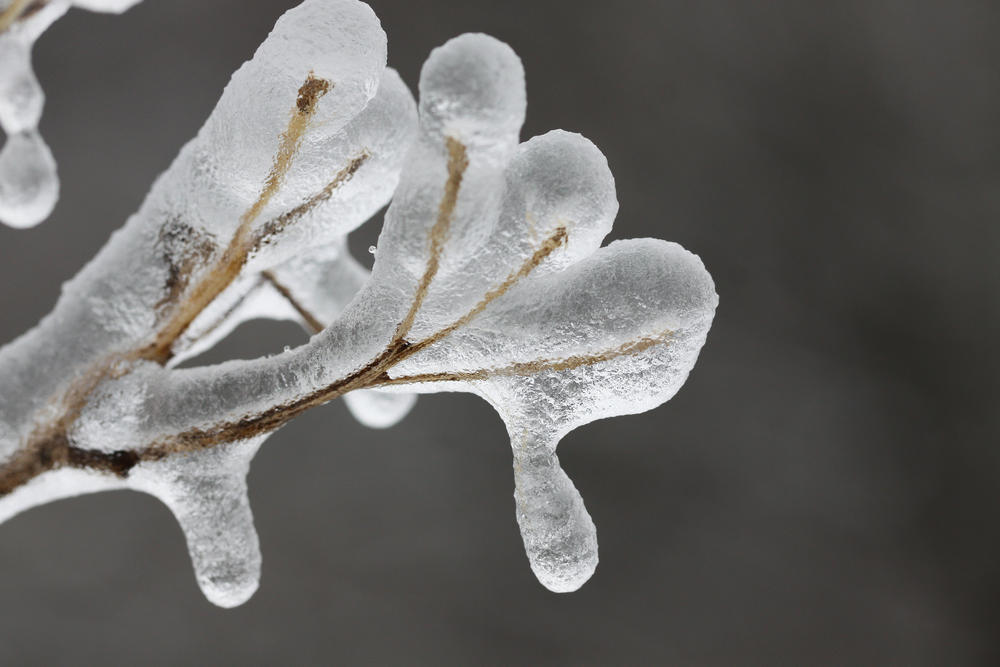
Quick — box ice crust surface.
[343,34,717,590]
[0,0,144,228]
[0,0,717,605]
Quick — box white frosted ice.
[0,1,66,227]
[344,389,417,429]
[0,129,57,227]
[128,438,265,608]
[0,2,716,605]
[71,0,143,11]
[340,35,717,590]
[0,0,144,228]
[0,0,419,605]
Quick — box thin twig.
[261,271,325,334]
[391,137,468,343]
[374,329,674,387]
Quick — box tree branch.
[0,125,673,505]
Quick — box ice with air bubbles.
[0,0,716,606]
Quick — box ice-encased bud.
[0,0,407,596]
[0,130,57,228]
[419,33,525,149]
[182,0,387,226]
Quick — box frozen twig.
[0,0,716,606]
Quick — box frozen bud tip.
[419,33,526,146]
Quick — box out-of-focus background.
[1,0,998,664]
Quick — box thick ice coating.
[129,439,265,608]
[173,236,418,429]
[77,32,716,595]
[170,65,420,428]
[0,4,716,605]
[338,34,717,591]
[0,0,418,606]
[0,0,145,227]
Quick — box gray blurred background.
[1,0,998,664]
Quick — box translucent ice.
[128,438,265,608]
[0,2,716,605]
[0,0,144,227]
[0,0,418,604]
[71,0,144,10]
[338,35,718,590]
[82,32,717,595]
[0,129,57,227]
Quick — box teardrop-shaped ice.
[127,439,264,608]
[511,435,598,592]
[0,130,57,228]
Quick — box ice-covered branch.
[0,0,716,607]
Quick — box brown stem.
[253,152,369,255]
[374,329,674,387]
[0,323,673,495]
[261,271,325,335]
[139,73,333,364]
[402,225,567,359]
[0,0,32,33]
[391,137,468,343]
[166,149,369,360]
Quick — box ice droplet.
[0,130,58,228]
[344,389,416,429]
[368,245,377,254]
[0,0,144,228]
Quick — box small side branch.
[253,151,369,253]
[375,329,674,387]
[403,225,567,358]
[261,271,325,334]
[391,137,468,343]
[140,73,333,364]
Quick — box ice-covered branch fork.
[0,0,717,607]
